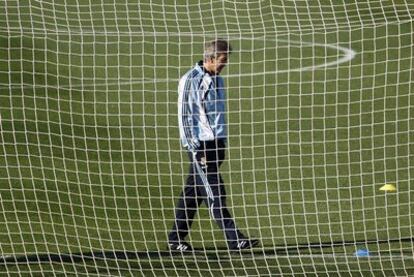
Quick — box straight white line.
[229,253,414,260]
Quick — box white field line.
[3,31,356,90]
[227,253,414,261]
[2,253,413,264]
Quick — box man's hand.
[192,149,207,166]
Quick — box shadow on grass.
[1,236,413,265]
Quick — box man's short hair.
[204,39,232,61]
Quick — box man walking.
[168,39,259,252]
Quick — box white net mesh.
[0,0,413,276]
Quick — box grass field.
[1,0,414,276]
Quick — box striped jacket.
[178,61,227,151]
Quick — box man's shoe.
[168,242,193,252]
[230,239,260,250]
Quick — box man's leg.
[168,161,203,243]
[205,180,245,247]
[195,143,245,247]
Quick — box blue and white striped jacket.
[178,61,227,151]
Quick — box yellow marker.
[379,184,396,192]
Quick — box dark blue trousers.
[168,139,245,247]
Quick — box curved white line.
[226,41,356,77]
[3,34,356,89]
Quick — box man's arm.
[181,79,201,152]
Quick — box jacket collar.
[196,60,215,76]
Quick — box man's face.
[207,53,228,75]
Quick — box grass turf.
[0,0,413,275]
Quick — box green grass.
[1,0,414,275]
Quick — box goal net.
[0,0,413,275]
